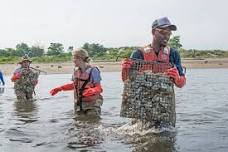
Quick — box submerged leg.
[26,91,34,101]
[15,90,27,101]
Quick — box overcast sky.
[0,0,227,50]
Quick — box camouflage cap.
[18,55,32,64]
[152,17,177,31]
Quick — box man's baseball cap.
[152,17,177,31]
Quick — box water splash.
[116,120,176,136]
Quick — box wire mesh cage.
[121,60,176,127]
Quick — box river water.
[0,69,228,152]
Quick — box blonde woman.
[50,48,103,118]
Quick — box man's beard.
[160,43,167,48]
[160,39,168,47]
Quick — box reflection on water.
[131,134,176,152]
[1,69,228,152]
[67,119,104,150]
[13,101,38,123]
[0,87,4,95]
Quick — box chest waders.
[77,68,93,111]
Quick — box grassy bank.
[1,49,228,64]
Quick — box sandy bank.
[1,58,228,76]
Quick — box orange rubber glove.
[11,72,21,82]
[34,80,38,86]
[50,82,74,96]
[166,67,186,88]
[82,84,103,97]
[121,58,134,81]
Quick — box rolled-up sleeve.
[91,68,102,84]
[130,50,144,60]
[170,49,185,76]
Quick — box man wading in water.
[121,17,186,128]
[11,55,39,101]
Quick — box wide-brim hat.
[18,55,32,64]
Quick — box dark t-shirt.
[130,48,185,76]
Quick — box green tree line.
[0,37,228,64]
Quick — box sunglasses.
[155,28,172,36]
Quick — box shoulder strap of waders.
[78,67,97,111]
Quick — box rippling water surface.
[0,69,228,152]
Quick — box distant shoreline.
[1,58,228,76]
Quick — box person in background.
[11,55,39,101]
[0,70,5,86]
[50,48,103,118]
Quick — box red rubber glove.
[11,72,21,82]
[166,67,186,88]
[50,82,74,96]
[34,80,38,86]
[82,84,102,97]
[121,58,134,81]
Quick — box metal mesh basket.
[120,60,176,127]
